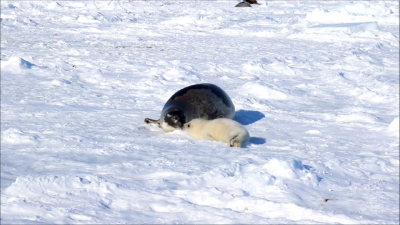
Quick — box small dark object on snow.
[235,2,251,7]
[235,0,260,7]
[245,0,260,4]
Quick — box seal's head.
[161,110,186,132]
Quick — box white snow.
[306,22,380,34]
[1,0,399,224]
[388,117,399,137]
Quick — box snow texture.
[1,1,399,224]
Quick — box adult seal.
[145,83,235,132]
[235,0,260,7]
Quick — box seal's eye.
[188,124,191,128]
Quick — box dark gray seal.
[235,2,251,7]
[235,0,260,7]
[145,83,235,132]
[246,0,260,4]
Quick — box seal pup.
[183,118,250,148]
[145,83,235,132]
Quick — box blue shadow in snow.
[20,58,35,69]
[234,110,266,146]
[249,137,266,145]
[301,163,323,182]
[233,109,265,125]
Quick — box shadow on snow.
[234,110,266,145]
[234,109,265,125]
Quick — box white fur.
[160,121,176,133]
[183,118,250,147]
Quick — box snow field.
[1,1,399,224]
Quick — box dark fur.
[235,0,259,7]
[163,110,185,129]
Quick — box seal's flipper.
[145,118,160,124]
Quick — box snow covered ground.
[1,1,399,224]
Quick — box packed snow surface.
[1,1,399,224]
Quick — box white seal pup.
[183,118,250,148]
[145,83,235,132]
